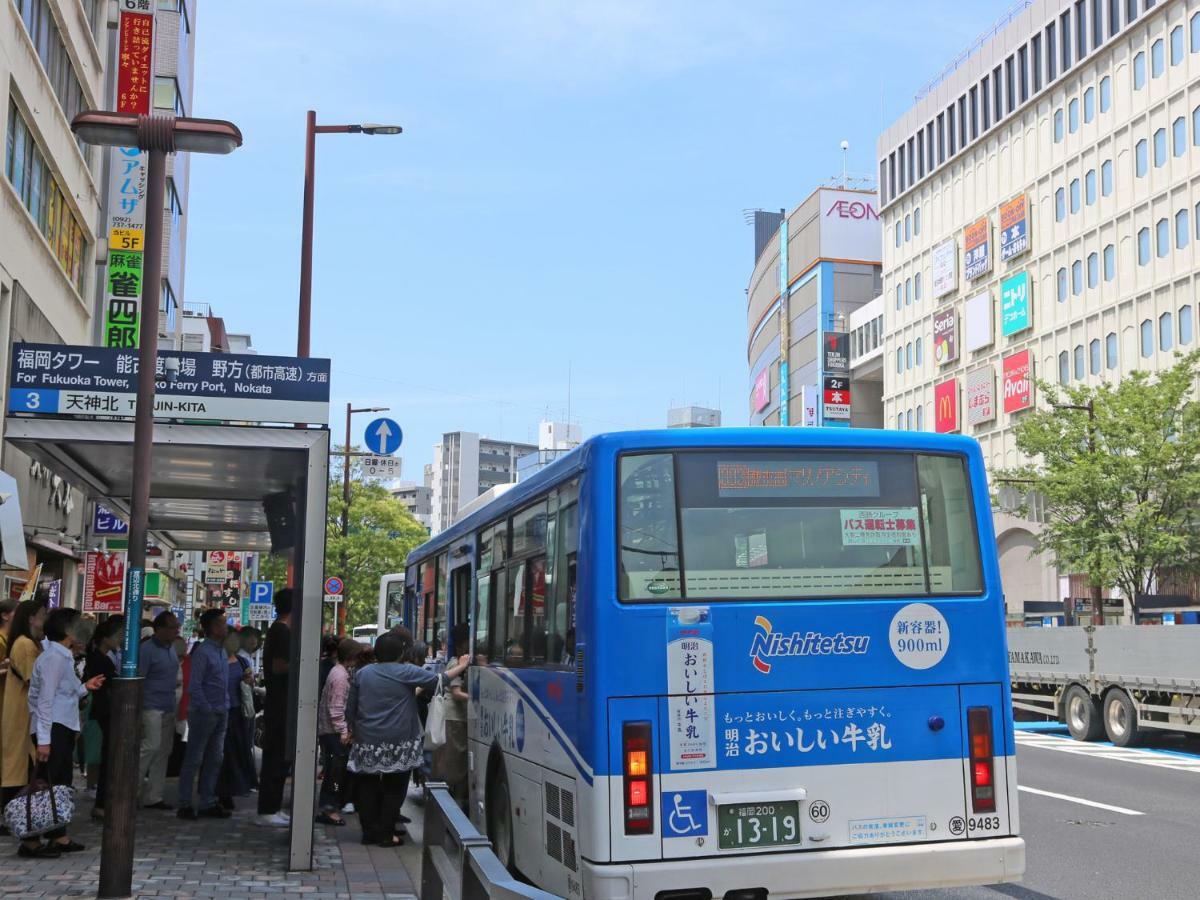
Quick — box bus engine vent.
[562,832,577,871]
[576,647,585,693]
[561,788,575,826]
[546,822,563,862]
[545,782,561,820]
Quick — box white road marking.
[1015,730,1200,774]
[1017,785,1144,816]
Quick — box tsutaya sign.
[8,343,331,425]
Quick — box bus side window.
[491,567,507,664]
[548,498,578,666]
[506,561,527,664]
[475,572,491,663]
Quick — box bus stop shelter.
[3,415,330,871]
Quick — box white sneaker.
[341,803,355,814]
[255,813,290,828]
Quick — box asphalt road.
[875,723,1200,900]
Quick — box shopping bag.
[424,680,448,749]
[3,779,74,839]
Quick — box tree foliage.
[995,350,1200,601]
[326,479,428,629]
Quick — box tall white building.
[878,0,1200,620]
[429,432,537,533]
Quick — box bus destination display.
[717,460,880,498]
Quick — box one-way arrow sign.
[364,417,402,455]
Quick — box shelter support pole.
[98,144,166,899]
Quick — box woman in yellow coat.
[1,599,49,808]
[0,598,19,807]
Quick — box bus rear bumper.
[583,836,1026,899]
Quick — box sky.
[186,0,1013,478]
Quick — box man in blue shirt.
[177,608,231,819]
[137,611,180,810]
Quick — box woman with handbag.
[82,616,123,820]
[216,633,257,809]
[2,597,48,854]
[24,608,104,856]
[345,628,468,847]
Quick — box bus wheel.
[1103,690,1140,747]
[1063,685,1103,741]
[487,764,515,870]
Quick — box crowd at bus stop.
[0,583,472,862]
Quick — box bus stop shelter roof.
[3,417,323,551]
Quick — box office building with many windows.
[878,0,1200,619]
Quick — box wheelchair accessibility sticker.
[662,790,708,838]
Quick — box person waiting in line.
[256,588,293,828]
[0,596,18,831]
[26,608,105,856]
[433,622,472,808]
[316,639,360,826]
[318,634,339,698]
[82,615,123,820]
[216,632,257,809]
[176,609,231,820]
[2,597,49,855]
[345,628,469,847]
[137,611,180,810]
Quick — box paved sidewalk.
[1,789,418,899]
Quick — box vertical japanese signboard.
[963,217,992,281]
[934,378,959,433]
[666,607,715,770]
[999,194,1030,261]
[1002,350,1035,413]
[932,238,958,298]
[965,367,996,426]
[1000,271,1031,337]
[933,309,958,365]
[104,1,154,349]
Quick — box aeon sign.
[825,199,879,221]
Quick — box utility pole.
[1055,401,1103,625]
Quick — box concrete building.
[667,406,721,428]
[429,432,537,533]
[516,420,582,481]
[2,1,108,599]
[392,483,433,531]
[877,0,1200,620]
[746,186,883,429]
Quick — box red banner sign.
[1003,350,1035,413]
[83,551,126,614]
[934,378,959,433]
[117,10,154,115]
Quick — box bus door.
[450,564,472,655]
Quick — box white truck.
[1008,625,1200,745]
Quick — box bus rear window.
[618,451,983,601]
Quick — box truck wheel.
[1103,690,1140,747]
[1063,685,1103,741]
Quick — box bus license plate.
[717,801,801,850]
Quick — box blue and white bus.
[404,429,1024,899]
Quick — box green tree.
[995,350,1200,604]
[256,551,289,592]
[326,479,427,629]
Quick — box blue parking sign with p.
[247,582,274,621]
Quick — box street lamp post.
[72,111,242,900]
[1055,401,1104,626]
[338,404,389,635]
[297,112,401,358]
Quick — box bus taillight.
[967,707,996,814]
[622,721,654,834]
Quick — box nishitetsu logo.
[749,615,870,674]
